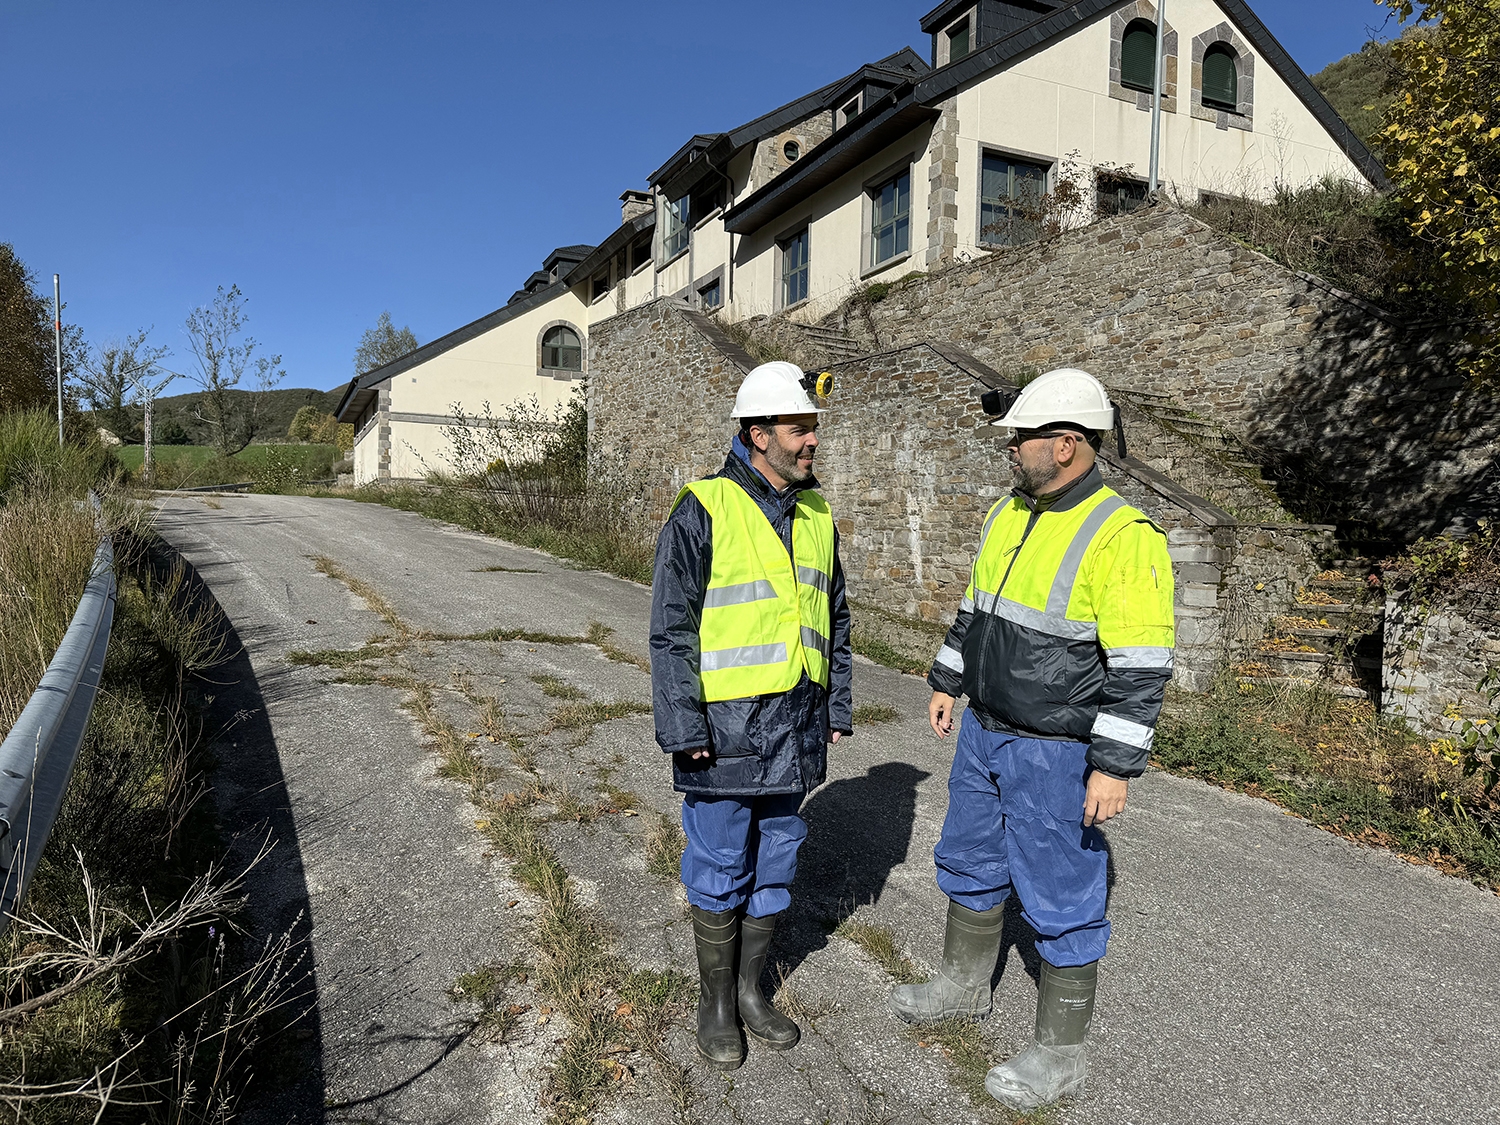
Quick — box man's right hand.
[689,748,712,760]
[929,692,956,738]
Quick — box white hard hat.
[731,361,826,419]
[992,367,1115,431]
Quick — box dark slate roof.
[724,0,1386,234]
[646,48,931,191]
[561,210,657,288]
[543,244,595,271]
[333,279,576,423]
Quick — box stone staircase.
[1237,559,1385,702]
[1116,389,1264,478]
[794,323,865,363]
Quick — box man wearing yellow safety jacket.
[889,368,1175,1112]
[650,361,852,1071]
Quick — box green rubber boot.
[691,906,744,1070]
[985,959,1097,1109]
[889,900,1005,1024]
[738,912,800,1050]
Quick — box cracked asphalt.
[154,492,1500,1125]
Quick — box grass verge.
[1156,679,1500,889]
[835,918,924,985]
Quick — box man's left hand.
[1083,772,1128,826]
[830,731,842,743]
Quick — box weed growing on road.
[449,962,531,1043]
[311,554,412,641]
[853,703,900,724]
[586,621,651,671]
[644,814,687,884]
[773,966,836,1023]
[835,918,925,985]
[287,643,389,668]
[532,673,585,700]
[473,564,541,573]
[909,1019,997,1107]
[549,699,652,734]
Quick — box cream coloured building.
[339,0,1383,482]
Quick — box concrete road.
[155,492,1500,1125]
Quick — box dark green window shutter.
[1121,22,1156,91]
[948,20,970,62]
[1203,45,1239,110]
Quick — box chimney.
[620,189,652,223]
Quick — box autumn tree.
[184,285,284,456]
[353,311,418,376]
[1381,0,1500,378]
[79,329,170,441]
[0,243,84,416]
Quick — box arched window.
[1120,19,1157,92]
[541,325,581,372]
[1202,44,1239,111]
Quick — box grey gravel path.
[155,492,1500,1125]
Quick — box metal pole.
[53,274,64,443]
[1148,0,1167,193]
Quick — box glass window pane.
[948,20,969,62]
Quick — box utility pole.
[122,364,180,489]
[1148,0,1167,193]
[53,275,64,443]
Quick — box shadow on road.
[174,553,328,1125]
[778,762,930,977]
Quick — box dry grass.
[532,673,585,700]
[311,554,412,641]
[644,813,686,884]
[835,918,924,985]
[853,703,900,724]
[449,962,531,1043]
[772,966,836,1023]
[548,700,652,733]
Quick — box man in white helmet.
[888,368,1175,1110]
[650,361,852,1070]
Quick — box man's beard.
[765,435,814,484]
[1011,457,1060,497]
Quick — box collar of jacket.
[723,436,819,514]
[1014,463,1105,514]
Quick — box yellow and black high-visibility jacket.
[927,465,1175,778]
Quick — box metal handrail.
[0,498,117,926]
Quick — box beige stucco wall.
[728,124,939,324]
[350,286,587,483]
[952,0,1371,262]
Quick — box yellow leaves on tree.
[1380,0,1500,378]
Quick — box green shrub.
[0,409,114,499]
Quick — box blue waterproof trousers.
[680,792,808,918]
[933,712,1111,966]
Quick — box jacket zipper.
[974,501,1044,695]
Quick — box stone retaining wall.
[588,298,1333,690]
[1384,586,1500,733]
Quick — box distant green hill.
[92,384,349,445]
[1311,39,1397,153]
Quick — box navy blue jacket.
[650,439,853,796]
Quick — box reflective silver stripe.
[934,644,965,672]
[701,642,787,671]
[1106,646,1175,670]
[796,566,831,596]
[702,579,779,608]
[1092,712,1155,751]
[991,597,1098,641]
[800,626,831,659]
[1047,496,1128,615]
[959,595,975,614]
[973,588,998,614]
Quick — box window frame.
[977,148,1051,249]
[660,193,690,264]
[946,16,971,64]
[1119,18,1158,93]
[1201,43,1239,112]
[590,269,611,304]
[863,161,913,276]
[1095,172,1150,219]
[629,237,653,274]
[835,92,863,130]
[777,225,811,311]
[934,6,976,67]
[538,322,584,379]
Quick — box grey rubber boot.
[985,959,1097,1109]
[691,906,744,1069]
[738,912,800,1050]
[889,900,1005,1024]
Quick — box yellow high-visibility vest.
[674,477,834,702]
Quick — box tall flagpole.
[1149,0,1167,193]
[54,274,64,443]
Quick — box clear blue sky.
[1,1,1397,393]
